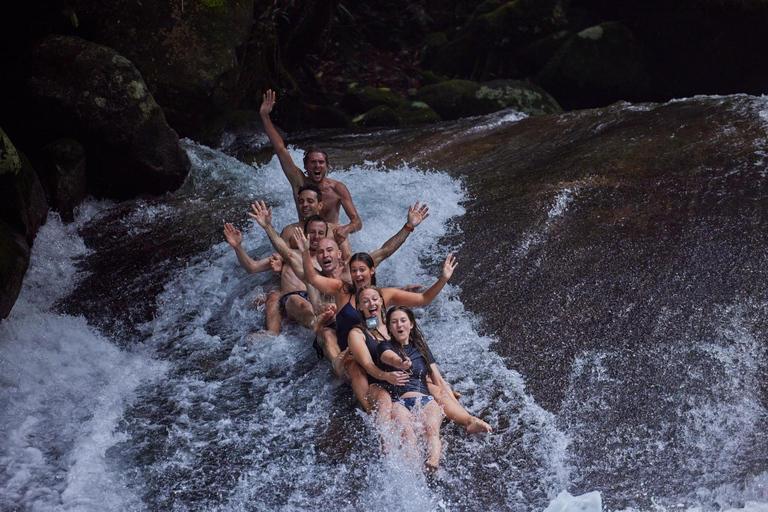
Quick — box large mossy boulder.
[0,219,30,320]
[415,79,560,120]
[341,87,410,115]
[415,80,495,120]
[426,0,568,80]
[35,139,88,223]
[26,35,190,199]
[352,106,401,128]
[536,22,650,110]
[0,128,47,246]
[394,102,441,125]
[352,101,441,128]
[477,80,563,116]
[72,0,255,143]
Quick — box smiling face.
[298,189,322,220]
[358,288,383,321]
[306,220,327,250]
[304,151,328,183]
[350,260,374,290]
[315,238,340,273]
[388,309,413,344]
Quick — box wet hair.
[298,184,322,203]
[303,146,330,168]
[355,285,387,328]
[303,214,328,235]
[347,252,376,295]
[385,306,433,378]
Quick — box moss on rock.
[341,87,409,115]
[536,21,650,109]
[0,218,30,320]
[477,79,562,116]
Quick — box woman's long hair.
[355,286,387,337]
[345,252,376,296]
[385,306,433,378]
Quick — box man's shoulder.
[280,221,302,234]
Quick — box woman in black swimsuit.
[377,305,447,474]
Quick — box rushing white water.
[0,140,570,511]
[4,103,768,511]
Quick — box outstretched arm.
[369,201,430,266]
[247,200,304,277]
[260,90,304,194]
[294,227,346,301]
[383,253,458,307]
[379,349,413,372]
[223,222,273,274]
[330,182,363,240]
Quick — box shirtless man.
[280,183,351,258]
[223,222,283,334]
[249,199,430,375]
[260,89,362,240]
[224,213,330,333]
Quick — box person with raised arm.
[222,222,283,334]
[260,89,362,240]
[277,184,352,258]
[249,199,430,376]
[297,228,492,433]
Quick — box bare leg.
[421,400,444,474]
[345,358,372,412]
[264,288,281,334]
[388,402,418,459]
[428,382,492,434]
[368,385,392,425]
[284,294,315,329]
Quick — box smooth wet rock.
[26,35,190,199]
[0,219,30,320]
[0,128,47,246]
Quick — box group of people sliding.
[223,90,492,475]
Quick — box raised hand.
[293,226,310,252]
[247,200,272,228]
[407,201,430,229]
[260,89,276,116]
[441,253,458,281]
[223,222,242,248]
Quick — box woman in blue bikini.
[377,305,447,474]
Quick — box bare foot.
[247,331,271,342]
[253,295,267,308]
[452,389,462,399]
[424,460,439,476]
[312,304,337,334]
[332,349,350,379]
[466,417,492,434]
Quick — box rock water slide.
[3,95,768,511]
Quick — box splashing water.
[1,141,568,511]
